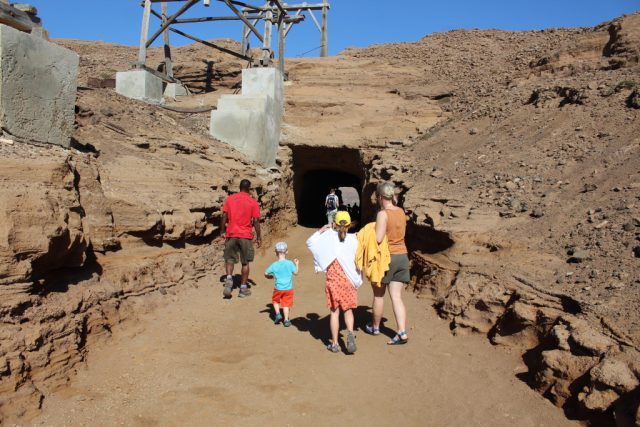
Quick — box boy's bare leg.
[273,303,280,317]
[283,307,290,321]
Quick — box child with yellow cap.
[306,211,362,354]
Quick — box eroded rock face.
[345,13,640,426]
[0,48,296,421]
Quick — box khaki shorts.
[381,254,410,284]
[224,238,255,265]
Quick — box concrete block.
[164,83,188,98]
[0,24,79,147]
[116,70,163,104]
[242,67,283,120]
[217,94,270,111]
[209,68,284,166]
[210,93,278,166]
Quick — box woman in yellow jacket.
[367,182,409,345]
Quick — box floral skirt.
[325,260,357,311]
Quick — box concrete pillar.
[164,83,188,98]
[242,67,283,122]
[210,68,284,166]
[115,70,163,104]
[0,24,79,147]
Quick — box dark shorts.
[381,254,411,284]
[224,238,254,265]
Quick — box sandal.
[387,331,409,345]
[346,332,357,354]
[326,343,340,353]
[365,322,380,336]
[283,319,292,327]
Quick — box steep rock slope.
[283,13,640,425]
[0,42,295,421]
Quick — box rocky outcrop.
[0,64,296,421]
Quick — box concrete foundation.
[210,68,283,166]
[164,83,188,98]
[0,24,79,147]
[242,67,283,122]
[116,70,163,104]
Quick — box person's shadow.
[259,304,392,353]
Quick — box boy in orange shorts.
[265,242,299,327]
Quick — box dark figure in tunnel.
[295,170,363,228]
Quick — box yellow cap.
[334,211,351,226]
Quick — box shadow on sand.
[259,304,394,353]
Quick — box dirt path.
[31,227,575,427]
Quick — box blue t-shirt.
[265,260,297,291]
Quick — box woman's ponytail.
[337,220,349,242]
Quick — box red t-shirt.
[223,192,260,239]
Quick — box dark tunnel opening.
[296,170,362,227]
[291,146,367,228]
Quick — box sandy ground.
[30,227,576,427]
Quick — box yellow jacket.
[356,222,391,286]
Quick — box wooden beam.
[269,0,285,16]
[320,0,328,57]
[221,0,264,43]
[161,2,173,78]
[243,3,327,12]
[263,8,272,50]
[277,19,285,76]
[307,9,321,33]
[220,0,262,11]
[138,63,179,83]
[169,27,253,61]
[284,9,301,37]
[240,11,249,55]
[0,2,42,33]
[138,0,152,64]
[146,0,198,48]
[174,15,263,23]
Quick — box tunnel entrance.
[291,146,367,228]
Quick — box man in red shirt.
[221,179,262,298]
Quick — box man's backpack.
[326,195,337,210]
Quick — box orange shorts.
[272,289,294,308]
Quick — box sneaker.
[283,319,292,327]
[274,313,283,324]
[346,332,357,354]
[326,343,340,353]
[223,276,233,298]
[238,287,252,298]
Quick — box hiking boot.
[274,313,283,324]
[238,287,252,298]
[326,342,340,353]
[346,331,357,354]
[222,276,233,298]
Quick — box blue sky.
[30,1,639,58]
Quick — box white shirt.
[306,229,363,289]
